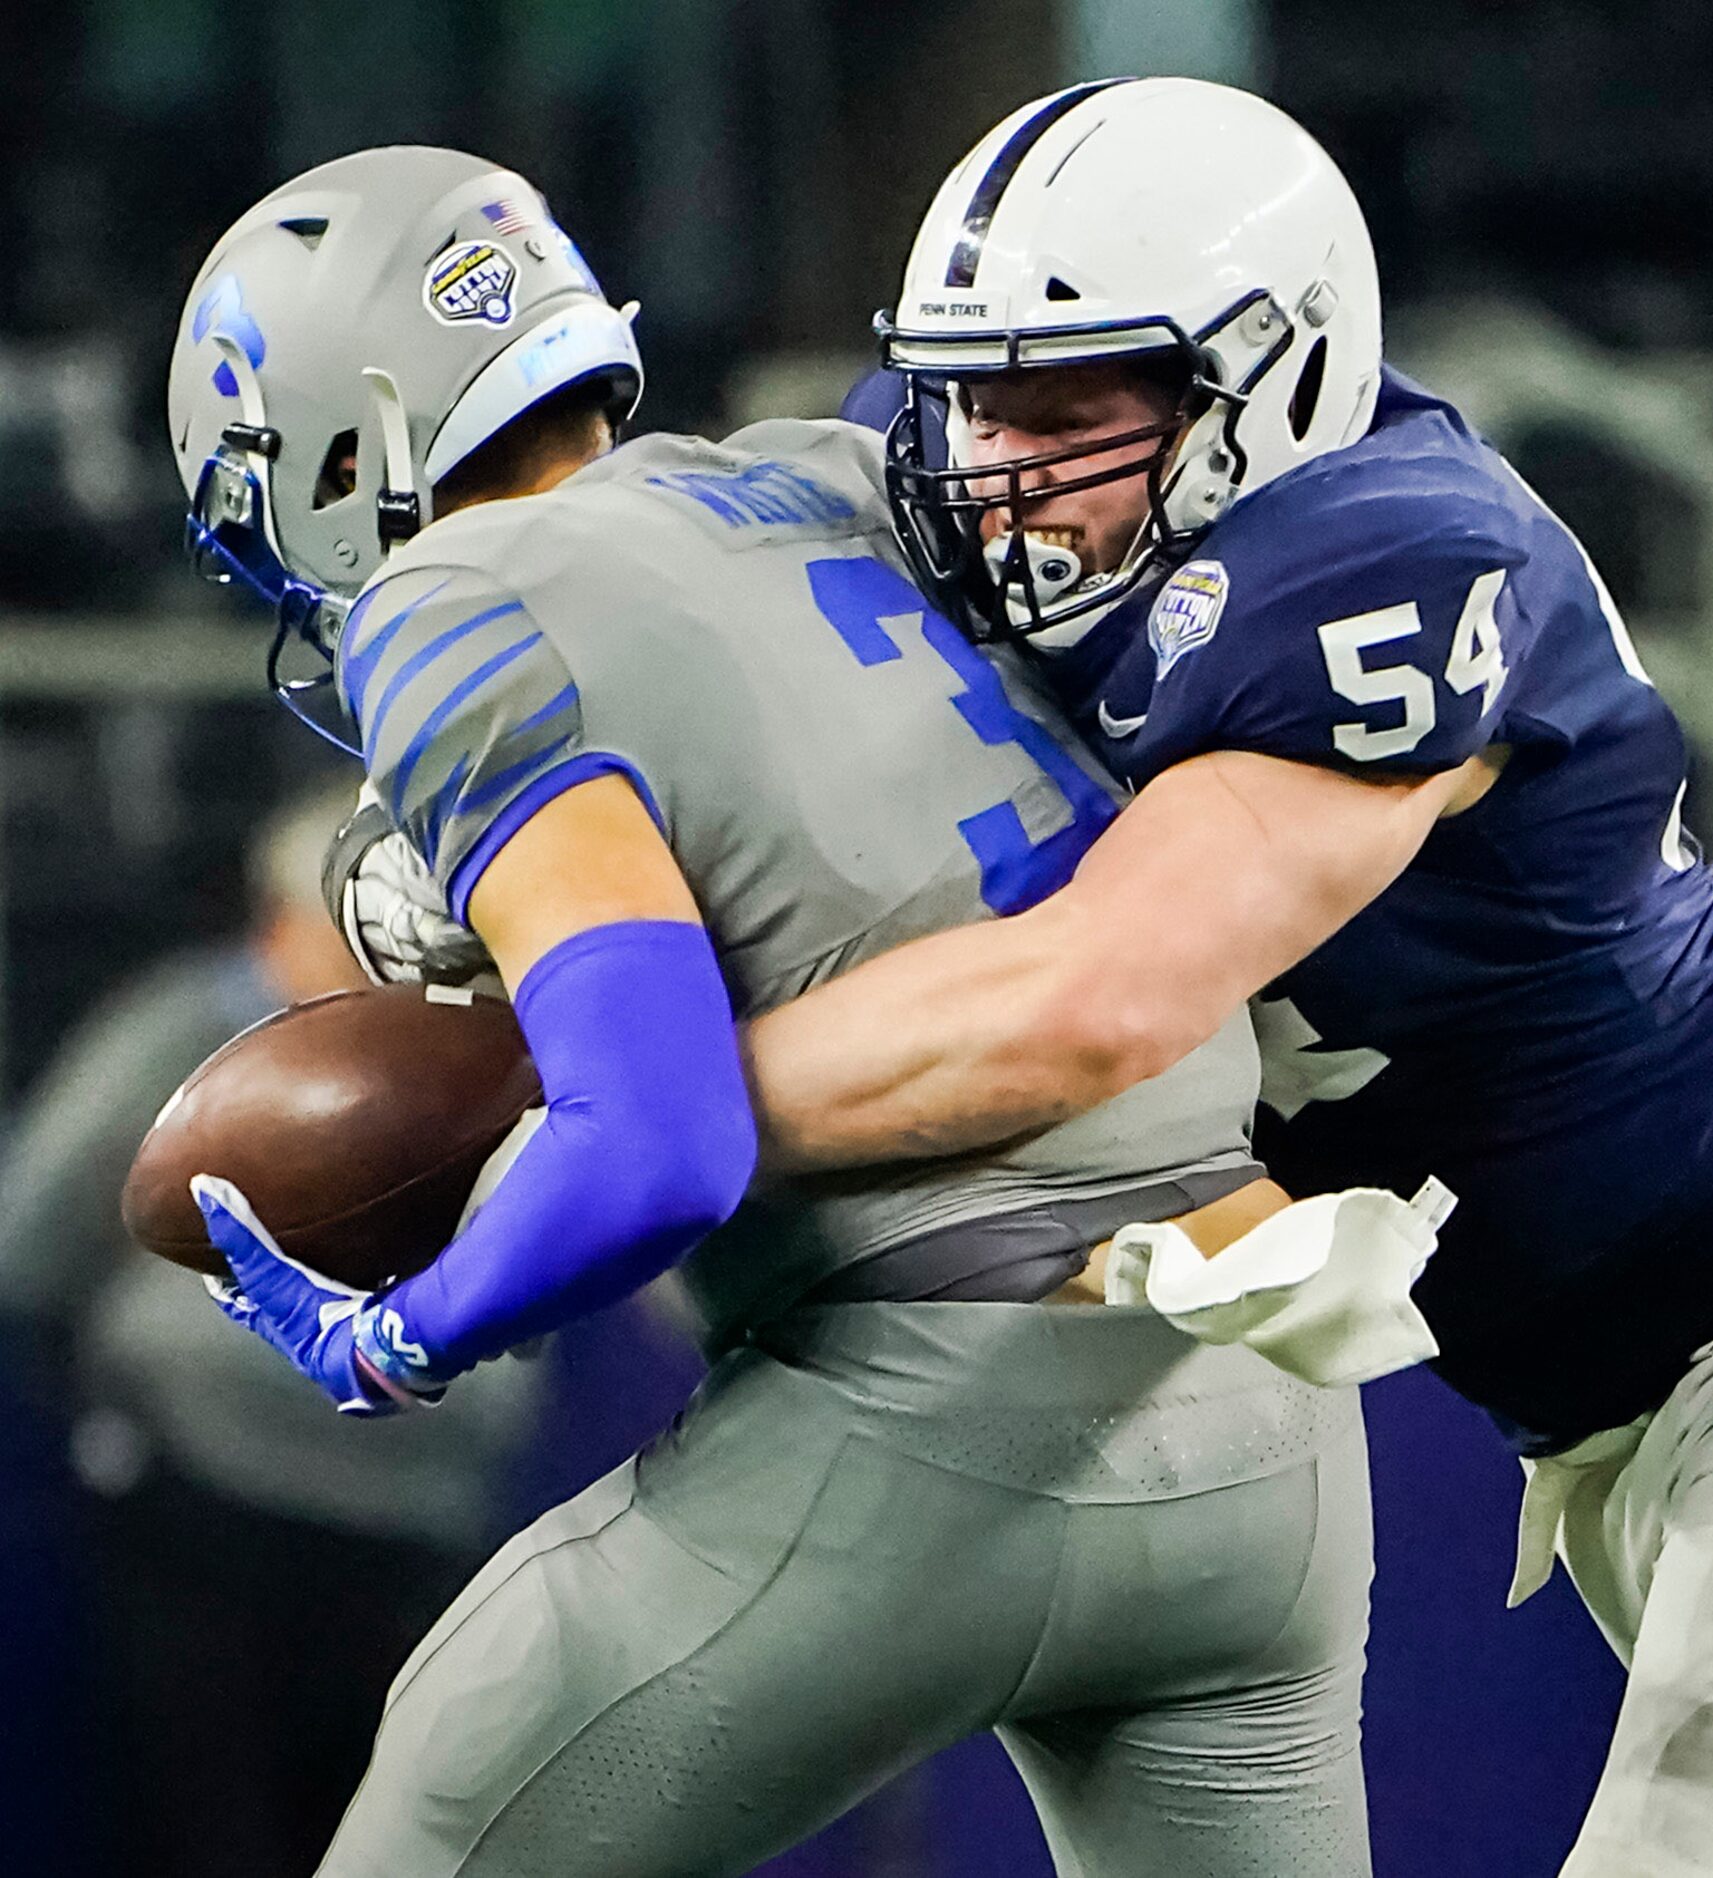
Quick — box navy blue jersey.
[1035,369,1713,1447]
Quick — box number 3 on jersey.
[1317,568,1509,761]
[806,556,1116,912]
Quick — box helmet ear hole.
[312,429,360,509]
[1289,337,1328,442]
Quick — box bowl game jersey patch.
[1148,559,1228,677]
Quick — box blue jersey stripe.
[447,753,664,924]
[336,584,381,663]
[419,752,471,873]
[387,630,543,823]
[507,678,581,742]
[361,599,528,765]
[459,731,578,818]
[340,578,450,723]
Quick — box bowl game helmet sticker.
[1148,560,1229,678]
[424,240,518,327]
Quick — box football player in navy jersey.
[739,79,1713,1875]
[309,82,1705,1869]
[176,140,1449,1878]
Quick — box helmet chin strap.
[363,366,426,553]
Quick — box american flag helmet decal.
[481,198,530,236]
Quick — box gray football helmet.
[169,145,642,742]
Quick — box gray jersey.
[340,419,1260,1339]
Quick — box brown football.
[122,984,541,1290]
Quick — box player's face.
[960,363,1180,575]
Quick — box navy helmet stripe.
[944,80,1128,289]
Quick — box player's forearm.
[748,752,1458,1177]
[744,895,1170,1172]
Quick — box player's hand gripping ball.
[122,984,541,1292]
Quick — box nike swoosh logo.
[1097,700,1148,738]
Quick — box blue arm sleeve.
[359,920,756,1385]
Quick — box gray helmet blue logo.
[169,145,643,751]
[191,275,266,395]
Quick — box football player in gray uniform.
[170,148,1435,1878]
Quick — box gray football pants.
[319,1302,1374,1878]
[1542,1341,1713,1876]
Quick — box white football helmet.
[878,77,1383,641]
[168,146,643,744]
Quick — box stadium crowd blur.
[0,2,1708,1873]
